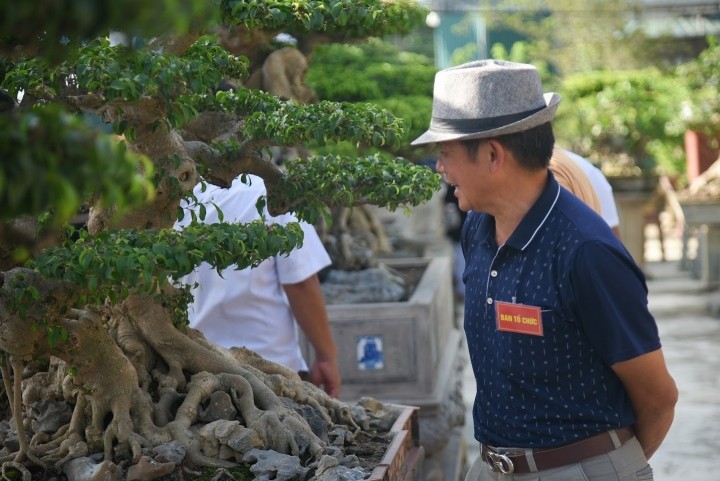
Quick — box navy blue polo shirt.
[462,171,660,448]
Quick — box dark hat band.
[430,105,545,134]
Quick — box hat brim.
[411,92,561,146]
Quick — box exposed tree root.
[0,282,386,477]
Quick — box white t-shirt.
[562,149,620,229]
[174,175,331,372]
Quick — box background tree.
[675,36,720,137]
[552,68,687,177]
[484,0,677,77]
[306,37,436,163]
[0,0,439,479]
[301,37,438,266]
[482,0,711,181]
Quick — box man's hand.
[310,357,341,398]
[284,273,342,398]
[612,348,678,459]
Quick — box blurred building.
[416,0,720,68]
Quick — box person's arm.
[283,274,341,398]
[611,348,678,459]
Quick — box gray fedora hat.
[411,59,561,146]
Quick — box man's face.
[436,140,489,212]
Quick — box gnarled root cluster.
[0,281,395,480]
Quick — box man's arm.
[611,348,678,459]
[284,274,341,398]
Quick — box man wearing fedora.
[412,60,677,480]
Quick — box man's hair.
[461,122,555,170]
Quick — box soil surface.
[392,265,426,302]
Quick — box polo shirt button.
[487,297,493,304]
[490,270,498,277]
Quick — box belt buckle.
[485,450,515,475]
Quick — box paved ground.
[646,260,720,479]
[459,225,720,480]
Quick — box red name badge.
[495,301,544,336]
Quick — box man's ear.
[486,140,504,171]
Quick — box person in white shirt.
[174,174,341,397]
[559,148,622,237]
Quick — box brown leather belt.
[481,427,636,474]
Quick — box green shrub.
[307,38,436,160]
[675,36,720,135]
[555,69,687,177]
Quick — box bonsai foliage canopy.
[676,36,720,136]
[554,68,686,178]
[0,0,439,477]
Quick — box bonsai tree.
[553,69,687,178]
[306,37,436,162]
[0,0,439,479]
[303,37,437,268]
[675,37,720,201]
[674,36,720,149]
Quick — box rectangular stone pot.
[679,200,720,289]
[305,256,456,404]
[607,175,659,270]
[305,257,467,480]
[369,404,424,481]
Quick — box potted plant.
[550,69,685,267]
[0,1,437,480]
[304,40,467,480]
[555,69,686,185]
[675,37,720,182]
[662,38,720,285]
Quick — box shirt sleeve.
[591,176,620,229]
[275,220,331,285]
[568,241,661,365]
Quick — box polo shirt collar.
[477,170,562,251]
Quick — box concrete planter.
[370,404,424,481]
[315,257,456,401]
[307,256,466,480]
[607,173,658,194]
[678,200,720,289]
[607,175,659,270]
